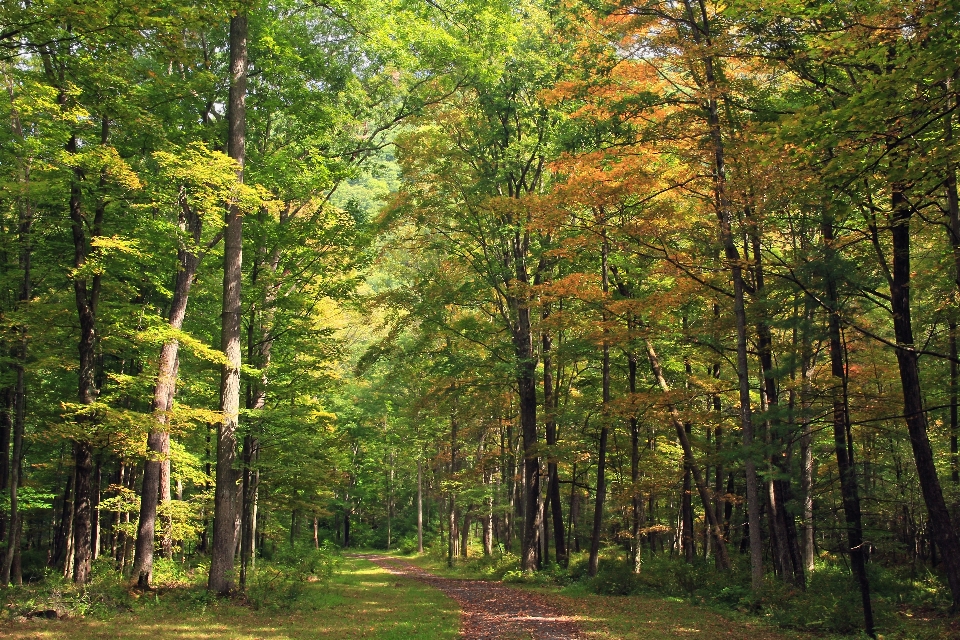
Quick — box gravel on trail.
[360,554,585,640]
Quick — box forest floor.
[362,553,584,639]
[0,555,458,639]
[1,554,953,639]
[396,553,802,640]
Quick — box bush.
[246,542,341,610]
[0,558,134,621]
[588,559,643,596]
[397,535,420,555]
[465,550,521,580]
[760,564,896,635]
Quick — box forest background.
[1,0,960,637]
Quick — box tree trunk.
[751,230,805,588]
[1,90,31,584]
[630,352,643,573]
[72,441,94,583]
[799,298,817,574]
[541,301,567,567]
[680,0,762,587]
[515,302,541,571]
[67,119,106,584]
[1,363,25,586]
[417,458,424,553]
[888,187,960,611]
[645,338,731,570]
[588,237,610,578]
[209,11,246,595]
[822,215,875,635]
[448,410,459,567]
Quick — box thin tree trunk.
[209,12,246,595]
[1,75,31,585]
[645,338,731,570]
[750,229,805,588]
[67,119,107,584]
[542,301,567,567]
[417,458,424,553]
[681,0,762,587]
[1,363,25,586]
[515,302,541,571]
[889,187,960,611]
[448,409,459,566]
[589,235,610,578]
[823,215,875,635]
[800,298,817,574]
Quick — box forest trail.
[360,554,584,639]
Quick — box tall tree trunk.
[751,231,805,588]
[67,118,107,584]
[132,184,202,587]
[630,351,643,573]
[952,324,959,485]
[515,302,540,571]
[943,92,960,486]
[888,187,960,610]
[209,11,247,595]
[542,301,567,567]
[799,298,817,574]
[823,215,875,635]
[417,457,424,553]
[645,338,731,570]
[1,75,32,585]
[681,0,762,587]
[588,236,610,578]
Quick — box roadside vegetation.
[0,554,458,640]
[407,547,960,640]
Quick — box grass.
[399,549,959,640]
[0,556,459,640]
[403,551,799,639]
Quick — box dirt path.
[360,554,584,640]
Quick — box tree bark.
[799,298,817,574]
[67,118,107,584]
[588,235,610,578]
[541,300,567,567]
[417,457,424,553]
[1,78,32,585]
[645,338,731,570]
[822,215,875,635]
[209,11,246,595]
[888,187,960,611]
[680,0,762,587]
[515,301,541,571]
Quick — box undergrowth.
[0,544,341,622]
[415,543,955,638]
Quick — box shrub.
[588,559,643,596]
[246,542,341,610]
